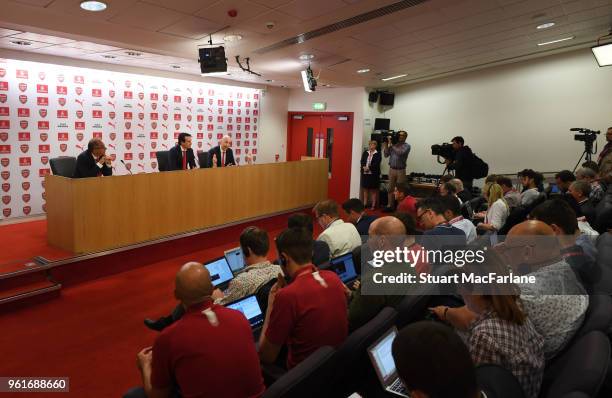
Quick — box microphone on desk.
[121,159,133,175]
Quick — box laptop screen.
[369,328,398,383]
[226,295,264,329]
[224,247,246,274]
[329,253,358,283]
[204,257,234,287]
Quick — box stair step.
[0,280,61,305]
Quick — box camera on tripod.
[570,127,600,172]
[431,143,455,161]
[571,127,600,143]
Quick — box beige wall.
[259,86,289,163]
[288,87,368,198]
[367,48,612,178]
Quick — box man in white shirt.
[313,199,362,258]
[441,196,476,243]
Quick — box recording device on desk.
[571,127,600,171]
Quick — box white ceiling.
[0,0,610,88]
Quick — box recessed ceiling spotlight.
[381,74,407,81]
[80,1,107,12]
[357,68,370,74]
[170,65,181,69]
[223,34,243,42]
[536,22,555,30]
[266,79,274,82]
[125,51,142,56]
[299,54,314,61]
[537,36,574,46]
[101,54,116,59]
[10,40,32,46]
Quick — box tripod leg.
[573,151,587,173]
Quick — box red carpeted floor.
[0,209,383,397]
[0,228,285,398]
[0,219,73,272]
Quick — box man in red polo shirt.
[258,227,348,369]
[125,262,265,398]
[394,182,417,217]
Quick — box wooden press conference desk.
[45,159,328,253]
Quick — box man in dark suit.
[569,180,597,226]
[208,135,235,167]
[342,198,377,238]
[73,138,112,178]
[168,133,196,171]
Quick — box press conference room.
[1,0,612,397]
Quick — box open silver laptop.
[367,327,409,397]
[224,246,246,275]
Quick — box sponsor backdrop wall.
[0,58,261,220]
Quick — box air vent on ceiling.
[254,0,429,55]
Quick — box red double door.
[287,112,353,204]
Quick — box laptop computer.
[204,256,234,290]
[368,327,409,397]
[225,294,264,339]
[224,246,246,275]
[329,252,359,285]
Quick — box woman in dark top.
[360,140,382,210]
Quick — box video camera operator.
[382,130,410,212]
[445,136,475,189]
[598,127,612,181]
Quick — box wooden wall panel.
[46,159,328,253]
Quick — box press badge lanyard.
[295,266,328,288]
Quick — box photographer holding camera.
[383,130,411,212]
[446,136,475,189]
[598,127,612,180]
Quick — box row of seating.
[263,292,611,398]
[260,229,612,397]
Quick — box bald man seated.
[433,220,587,360]
[209,135,236,167]
[73,138,112,178]
[347,216,409,331]
[125,262,265,398]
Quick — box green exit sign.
[312,102,327,111]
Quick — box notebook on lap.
[225,294,264,339]
[204,257,234,291]
[329,252,359,285]
[224,246,246,275]
[367,327,409,397]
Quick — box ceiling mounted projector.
[301,66,317,92]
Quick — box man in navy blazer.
[168,133,196,171]
[208,135,236,167]
[342,198,377,238]
[73,138,113,178]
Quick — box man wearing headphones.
[258,227,348,369]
